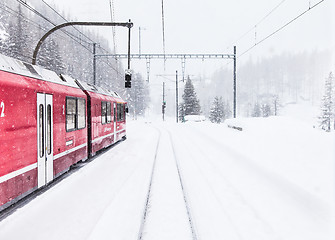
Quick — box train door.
[37,93,54,188]
[113,102,117,143]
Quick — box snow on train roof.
[0,53,79,89]
[74,78,122,99]
[0,53,124,100]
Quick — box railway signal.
[125,69,132,88]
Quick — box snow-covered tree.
[179,103,186,122]
[38,38,65,73]
[261,103,272,117]
[180,76,201,116]
[273,95,280,116]
[209,96,224,123]
[319,72,334,131]
[252,103,261,117]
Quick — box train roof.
[74,77,124,101]
[0,53,125,102]
[0,53,79,89]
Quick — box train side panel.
[0,69,87,210]
[90,92,116,155]
[0,72,38,209]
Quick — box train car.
[74,79,127,157]
[0,54,89,211]
[0,53,126,212]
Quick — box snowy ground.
[0,116,334,240]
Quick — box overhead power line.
[227,0,287,49]
[15,0,122,77]
[41,0,95,44]
[161,0,166,65]
[238,0,326,58]
[109,0,118,54]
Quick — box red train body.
[0,54,127,211]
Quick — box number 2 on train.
[0,101,4,117]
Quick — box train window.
[113,103,116,122]
[47,104,52,155]
[66,97,86,131]
[107,102,111,123]
[66,97,77,131]
[77,98,86,129]
[39,104,44,158]
[101,101,107,124]
[117,104,120,121]
[123,104,126,120]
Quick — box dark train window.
[113,103,116,122]
[107,102,111,123]
[101,101,107,124]
[117,103,121,121]
[116,103,125,122]
[66,97,86,131]
[47,104,52,155]
[39,104,44,158]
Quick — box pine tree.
[38,38,65,73]
[252,103,261,117]
[319,72,334,131]
[209,96,224,123]
[179,103,186,122]
[273,95,280,116]
[181,76,201,116]
[261,103,272,117]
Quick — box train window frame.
[107,102,112,123]
[66,96,86,132]
[47,104,52,155]
[101,101,107,125]
[77,98,86,130]
[39,104,44,158]
[117,103,121,122]
[115,103,125,122]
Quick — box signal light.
[125,69,132,88]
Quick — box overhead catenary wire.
[40,0,123,76]
[16,0,123,77]
[16,0,92,51]
[41,0,95,44]
[238,0,326,58]
[161,0,166,68]
[109,0,118,54]
[226,0,287,50]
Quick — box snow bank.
[184,115,206,122]
[220,116,334,204]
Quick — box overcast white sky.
[46,0,334,80]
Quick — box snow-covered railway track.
[137,125,197,240]
[167,130,198,240]
[171,127,281,240]
[137,127,161,240]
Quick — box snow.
[0,116,334,239]
[184,114,206,122]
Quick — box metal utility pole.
[31,21,133,65]
[93,43,97,85]
[176,70,179,123]
[233,46,237,118]
[162,82,165,121]
[139,27,141,55]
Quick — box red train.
[0,53,127,211]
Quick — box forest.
[0,0,149,117]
